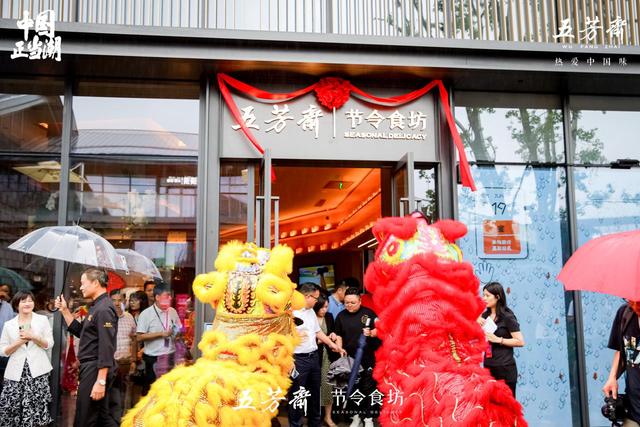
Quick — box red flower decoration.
[314,77,351,110]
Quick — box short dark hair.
[298,283,319,295]
[109,289,121,297]
[11,291,35,312]
[0,283,12,298]
[340,277,360,289]
[143,280,155,290]
[153,281,171,297]
[344,287,361,297]
[82,268,108,288]
[313,295,328,314]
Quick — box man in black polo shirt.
[335,288,381,427]
[604,301,640,426]
[55,268,121,427]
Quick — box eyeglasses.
[306,294,319,301]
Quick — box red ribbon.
[218,73,475,191]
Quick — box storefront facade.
[1,2,640,425]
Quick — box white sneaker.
[349,414,362,427]
[363,418,375,427]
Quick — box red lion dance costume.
[364,213,527,426]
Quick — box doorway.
[218,155,438,287]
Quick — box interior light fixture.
[295,247,303,254]
[301,227,309,235]
[311,225,320,233]
[289,230,298,237]
[320,243,328,251]
[357,237,377,249]
[324,224,332,231]
[38,122,49,129]
[280,232,288,239]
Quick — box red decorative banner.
[217,73,476,191]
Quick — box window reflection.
[571,96,640,164]
[575,168,640,425]
[455,92,564,163]
[458,165,575,425]
[57,86,199,421]
[219,163,259,245]
[0,93,63,152]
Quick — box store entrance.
[219,152,437,289]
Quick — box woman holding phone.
[0,291,54,427]
[478,282,525,397]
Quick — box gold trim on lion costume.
[122,242,305,427]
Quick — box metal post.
[562,94,589,427]
[255,196,263,246]
[325,0,332,33]
[51,77,73,423]
[440,85,457,220]
[263,149,272,248]
[194,76,220,354]
[273,196,280,246]
[246,165,255,242]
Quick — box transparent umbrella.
[0,267,33,293]
[8,225,128,272]
[115,249,161,279]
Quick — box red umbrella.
[107,271,125,294]
[558,229,640,301]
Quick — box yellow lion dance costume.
[122,242,305,427]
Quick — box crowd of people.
[288,279,527,427]
[8,268,640,426]
[0,269,193,427]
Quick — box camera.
[601,394,627,426]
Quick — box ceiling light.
[301,227,309,235]
[295,248,303,254]
[38,122,49,129]
[331,242,339,249]
[307,245,316,252]
[289,230,297,237]
[311,225,320,233]
[280,232,288,239]
[357,237,377,248]
[320,243,328,251]
[324,224,332,231]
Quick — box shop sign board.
[220,89,437,162]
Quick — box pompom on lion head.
[192,242,304,317]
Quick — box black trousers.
[288,351,321,427]
[74,361,121,427]
[488,363,518,397]
[142,353,175,396]
[345,367,379,419]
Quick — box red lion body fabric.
[364,215,527,427]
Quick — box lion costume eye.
[382,238,404,264]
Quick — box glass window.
[414,167,437,222]
[0,81,64,153]
[69,96,199,156]
[574,168,640,425]
[458,165,577,425]
[58,84,199,422]
[570,96,640,164]
[219,163,257,246]
[0,156,60,300]
[455,92,564,163]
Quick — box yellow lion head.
[193,242,305,318]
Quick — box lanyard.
[153,305,169,331]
